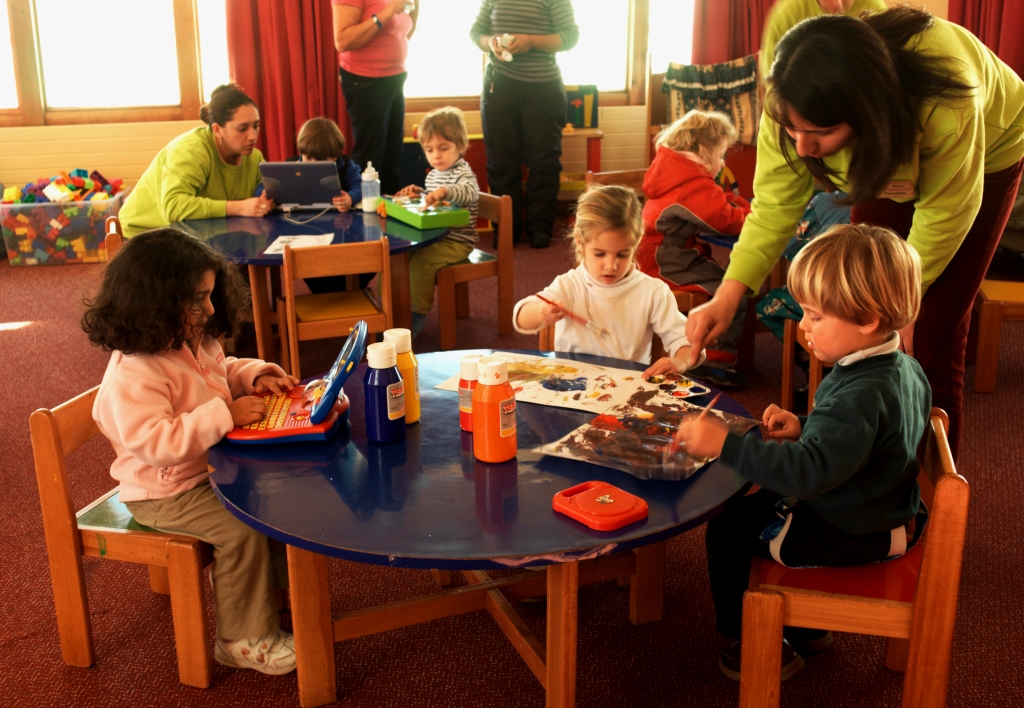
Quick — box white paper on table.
[262,234,334,255]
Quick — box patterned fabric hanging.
[662,54,760,146]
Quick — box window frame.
[1,0,651,127]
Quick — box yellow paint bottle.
[383,328,420,424]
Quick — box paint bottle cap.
[460,354,482,382]
[476,356,508,385]
[366,341,397,369]
[383,328,412,354]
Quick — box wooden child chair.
[436,193,514,351]
[278,238,392,380]
[584,168,647,197]
[104,215,123,258]
[31,387,214,688]
[966,279,1024,392]
[739,408,969,708]
[781,318,824,412]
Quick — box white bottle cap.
[362,162,378,181]
[476,356,508,385]
[383,328,412,354]
[366,341,396,369]
[460,354,482,381]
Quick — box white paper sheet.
[262,234,334,255]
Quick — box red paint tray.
[552,481,648,531]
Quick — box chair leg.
[781,319,796,412]
[50,547,95,668]
[167,539,212,689]
[885,637,909,672]
[498,262,514,336]
[739,590,785,708]
[455,281,470,319]
[430,569,451,587]
[972,300,1002,393]
[149,565,170,595]
[437,270,458,351]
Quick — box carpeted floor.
[2,233,1022,707]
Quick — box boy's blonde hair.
[296,117,346,161]
[419,106,469,153]
[571,185,643,264]
[655,109,738,165]
[788,224,922,333]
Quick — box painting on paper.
[534,389,758,481]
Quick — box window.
[647,0,695,72]
[558,0,629,91]
[1,0,230,125]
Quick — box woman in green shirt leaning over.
[685,8,1024,459]
[119,83,274,234]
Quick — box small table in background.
[174,212,449,363]
[208,350,752,707]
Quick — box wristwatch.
[371,13,384,29]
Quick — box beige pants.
[409,239,475,314]
[126,481,288,642]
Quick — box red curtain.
[949,0,1024,78]
[226,0,351,161]
[692,0,775,64]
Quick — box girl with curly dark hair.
[83,228,300,675]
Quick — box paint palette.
[645,373,711,399]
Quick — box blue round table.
[208,350,752,707]
[173,212,449,360]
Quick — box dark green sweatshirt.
[720,352,931,535]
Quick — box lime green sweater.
[758,0,887,81]
[729,17,1024,293]
[120,127,263,233]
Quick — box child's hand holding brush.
[670,394,726,459]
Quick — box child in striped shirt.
[396,106,480,338]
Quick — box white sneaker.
[215,629,296,675]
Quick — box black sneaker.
[718,639,805,682]
[687,364,746,389]
[784,627,833,654]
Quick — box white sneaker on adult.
[215,629,296,675]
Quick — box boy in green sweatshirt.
[674,224,931,680]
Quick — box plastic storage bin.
[2,192,124,265]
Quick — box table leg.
[286,545,336,707]
[546,562,578,708]
[248,265,274,363]
[630,540,666,624]
[390,252,412,330]
[586,136,601,173]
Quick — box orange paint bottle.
[472,356,518,463]
[458,354,481,432]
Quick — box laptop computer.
[225,321,368,444]
[259,161,341,211]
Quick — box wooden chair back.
[280,238,392,379]
[781,318,824,412]
[739,408,969,708]
[538,324,555,352]
[436,193,515,350]
[104,216,123,259]
[584,169,647,197]
[30,388,213,687]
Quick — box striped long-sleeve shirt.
[425,158,479,245]
[470,0,579,83]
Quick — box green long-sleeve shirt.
[720,352,931,535]
[728,17,1024,293]
[119,127,264,234]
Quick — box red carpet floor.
[1,236,1022,707]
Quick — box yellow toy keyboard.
[226,387,350,443]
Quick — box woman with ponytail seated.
[119,83,275,234]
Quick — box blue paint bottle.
[363,342,406,443]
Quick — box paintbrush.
[535,293,606,336]
[668,393,722,456]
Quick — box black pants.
[480,66,566,244]
[706,490,896,640]
[340,68,406,195]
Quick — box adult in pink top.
[333,0,418,194]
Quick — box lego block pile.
[2,169,126,266]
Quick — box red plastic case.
[552,481,649,531]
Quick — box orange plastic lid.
[552,481,649,531]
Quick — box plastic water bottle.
[403,1,415,13]
[361,162,380,212]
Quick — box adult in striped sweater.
[471,0,579,249]
[395,107,481,338]
[684,8,1024,460]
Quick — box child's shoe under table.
[718,638,805,681]
[215,629,296,675]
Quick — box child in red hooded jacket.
[639,110,751,388]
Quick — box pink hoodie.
[92,337,285,502]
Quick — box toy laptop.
[552,481,648,531]
[259,162,341,211]
[381,195,470,229]
[226,321,367,444]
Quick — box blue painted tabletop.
[172,211,449,266]
[208,350,751,569]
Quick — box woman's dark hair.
[767,7,974,204]
[82,228,249,355]
[199,83,257,127]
